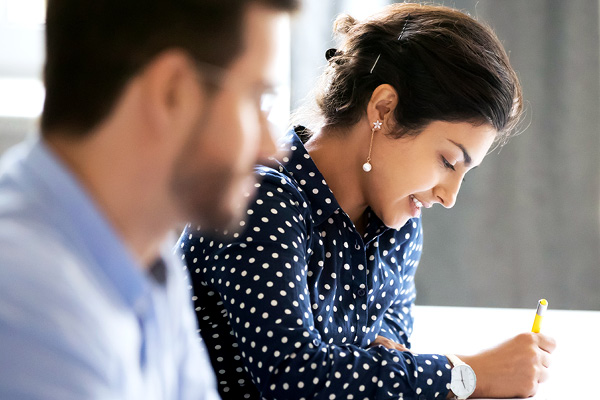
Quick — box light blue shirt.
[0,139,220,400]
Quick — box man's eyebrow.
[448,139,472,166]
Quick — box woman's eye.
[441,157,456,171]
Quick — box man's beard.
[170,155,256,237]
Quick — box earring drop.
[363,120,382,172]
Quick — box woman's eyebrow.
[448,139,472,166]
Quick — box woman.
[179,3,555,399]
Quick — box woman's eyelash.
[441,156,456,171]
[441,156,470,182]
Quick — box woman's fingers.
[369,335,410,352]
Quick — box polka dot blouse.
[178,127,452,400]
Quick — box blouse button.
[357,288,366,297]
[312,338,320,347]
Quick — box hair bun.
[333,14,357,37]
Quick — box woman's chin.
[381,213,411,231]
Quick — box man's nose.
[257,119,280,162]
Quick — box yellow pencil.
[531,299,548,333]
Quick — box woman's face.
[364,120,496,230]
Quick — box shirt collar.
[279,127,340,226]
[362,208,391,244]
[25,139,153,309]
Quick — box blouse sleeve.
[379,301,414,347]
[377,225,421,348]
[184,168,451,400]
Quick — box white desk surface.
[411,305,600,399]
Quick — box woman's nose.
[434,176,462,209]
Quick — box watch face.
[451,364,476,398]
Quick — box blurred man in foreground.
[0,0,297,398]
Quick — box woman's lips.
[410,194,424,209]
[409,194,422,217]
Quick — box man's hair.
[41,0,298,136]
[309,3,523,145]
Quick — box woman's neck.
[304,123,370,234]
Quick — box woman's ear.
[366,84,398,127]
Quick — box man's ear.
[366,84,398,127]
[138,49,205,138]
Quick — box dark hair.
[41,0,298,136]
[312,3,523,145]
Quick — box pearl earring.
[363,120,382,172]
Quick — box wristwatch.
[446,354,476,400]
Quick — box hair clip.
[370,14,411,74]
[397,14,411,41]
[369,54,381,74]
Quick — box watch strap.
[446,354,465,368]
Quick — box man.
[0,0,297,398]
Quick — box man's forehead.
[233,4,288,84]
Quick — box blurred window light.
[3,0,45,26]
[0,1,46,119]
[0,78,45,118]
[341,0,390,19]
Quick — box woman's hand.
[460,332,556,398]
[369,335,411,352]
